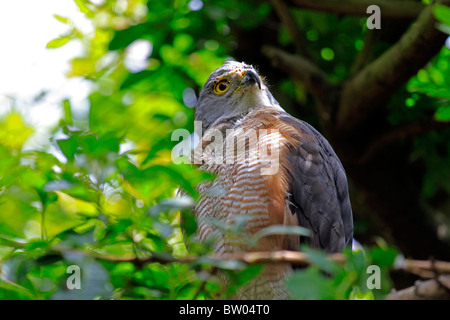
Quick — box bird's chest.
[192,120,289,254]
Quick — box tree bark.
[337,3,449,133]
[387,275,450,300]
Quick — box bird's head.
[195,61,280,132]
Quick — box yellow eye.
[214,80,230,95]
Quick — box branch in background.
[337,2,449,132]
[387,275,450,300]
[289,0,424,18]
[87,249,347,267]
[394,257,450,278]
[358,119,450,164]
[223,250,347,265]
[268,0,310,58]
[262,45,335,124]
[67,247,450,277]
[349,29,379,76]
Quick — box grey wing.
[281,114,353,253]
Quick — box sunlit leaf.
[46,36,72,49]
[53,14,70,24]
[0,113,34,150]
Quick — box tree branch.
[223,250,347,265]
[358,119,450,164]
[289,0,424,19]
[337,1,449,132]
[386,275,450,300]
[268,0,310,57]
[262,45,336,124]
[395,257,450,277]
[349,29,379,76]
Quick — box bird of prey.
[191,61,353,299]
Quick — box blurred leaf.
[370,246,398,268]
[62,99,73,125]
[73,0,94,17]
[435,105,450,121]
[0,280,35,300]
[56,136,78,163]
[433,5,450,25]
[0,113,34,150]
[109,23,150,50]
[46,36,71,49]
[287,267,334,300]
[53,14,70,24]
[252,225,311,245]
[302,246,340,275]
[180,210,198,238]
[224,264,264,298]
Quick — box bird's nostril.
[242,69,261,89]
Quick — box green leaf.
[0,280,35,300]
[63,99,73,125]
[109,23,150,50]
[73,0,94,17]
[302,246,340,275]
[287,267,334,300]
[53,14,70,24]
[46,36,71,49]
[251,225,311,245]
[180,210,198,238]
[433,5,450,25]
[56,137,78,162]
[370,246,398,268]
[224,264,264,298]
[435,105,450,121]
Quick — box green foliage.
[287,246,397,300]
[406,7,450,197]
[433,4,450,32]
[408,48,450,122]
[0,0,279,300]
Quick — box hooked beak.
[241,69,261,90]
